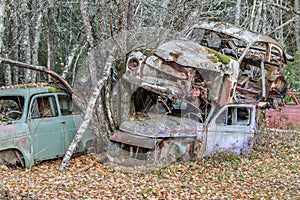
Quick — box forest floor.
[0,130,299,199]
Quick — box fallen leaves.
[0,130,299,199]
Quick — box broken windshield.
[0,96,24,122]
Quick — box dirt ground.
[0,130,299,199]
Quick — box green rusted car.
[0,84,95,168]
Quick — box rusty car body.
[0,84,95,167]
[266,90,300,130]
[108,22,290,165]
[185,22,290,108]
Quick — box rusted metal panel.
[185,22,289,108]
[266,91,300,129]
[119,114,203,138]
[123,39,240,118]
[109,22,293,165]
[186,22,284,55]
[205,104,256,155]
[109,131,162,149]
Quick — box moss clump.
[48,87,63,93]
[204,47,231,65]
[207,56,218,63]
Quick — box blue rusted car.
[0,83,95,168]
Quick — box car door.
[205,104,256,155]
[57,94,85,152]
[28,94,64,161]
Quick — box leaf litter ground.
[0,130,299,199]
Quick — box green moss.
[48,87,63,93]
[216,52,230,64]
[207,56,218,63]
[204,46,231,64]
[140,48,155,58]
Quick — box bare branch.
[0,57,73,94]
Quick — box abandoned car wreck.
[108,22,290,165]
[0,83,96,167]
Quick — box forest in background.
[0,0,299,89]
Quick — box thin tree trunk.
[79,0,96,84]
[250,0,256,30]
[31,0,43,83]
[23,1,32,83]
[253,0,263,32]
[61,43,79,79]
[295,0,300,51]
[0,0,11,85]
[235,0,241,25]
[262,0,267,34]
[0,0,5,51]
[58,54,113,172]
[117,0,129,31]
[98,0,107,40]
[12,0,19,85]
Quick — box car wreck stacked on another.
[108,22,291,165]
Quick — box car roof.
[0,83,59,97]
[188,21,282,47]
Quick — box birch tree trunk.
[61,44,79,79]
[58,54,113,172]
[295,0,300,51]
[79,0,97,84]
[235,0,241,25]
[0,0,11,85]
[31,0,44,83]
[98,0,107,40]
[117,0,129,31]
[0,0,5,52]
[253,0,263,32]
[23,1,32,83]
[250,0,256,30]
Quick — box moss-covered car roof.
[0,83,63,96]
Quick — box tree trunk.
[249,0,256,30]
[253,0,262,32]
[98,0,108,40]
[31,0,44,83]
[117,0,129,31]
[0,0,5,52]
[61,44,79,79]
[79,0,96,85]
[235,0,241,25]
[23,1,32,83]
[58,54,113,172]
[295,0,300,51]
[0,0,11,85]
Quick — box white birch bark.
[31,0,43,83]
[235,0,241,25]
[23,2,32,83]
[0,0,11,85]
[79,0,96,84]
[253,0,263,32]
[0,0,5,52]
[61,43,79,79]
[98,0,107,40]
[58,54,113,172]
[295,0,300,51]
[250,0,256,30]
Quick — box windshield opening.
[0,96,25,122]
